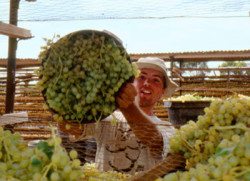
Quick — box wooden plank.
[177,87,250,92]
[0,112,28,126]
[0,58,39,68]
[0,22,32,39]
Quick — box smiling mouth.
[141,90,151,94]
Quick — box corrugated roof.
[0,49,249,68]
[130,49,250,62]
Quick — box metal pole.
[5,0,19,113]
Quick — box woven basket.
[130,153,186,181]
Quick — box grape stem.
[41,126,61,179]
[211,125,249,132]
[179,132,196,153]
[1,135,12,161]
[231,166,250,178]
[41,162,53,179]
[65,89,80,123]
[53,55,63,86]
[218,153,232,167]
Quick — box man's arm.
[116,83,164,160]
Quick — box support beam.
[5,0,19,113]
[0,21,32,39]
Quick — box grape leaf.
[31,158,43,167]
[37,141,54,159]
[215,146,235,157]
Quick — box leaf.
[194,96,201,100]
[31,158,43,167]
[215,146,235,157]
[37,141,54,159]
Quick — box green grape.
[69,150,78,160]
[0,162,7,172]
[51,154,60,165]
[72,159,81,168]
[50,172,60,181]
[63,165,72,174]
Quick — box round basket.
[39,29,134,124]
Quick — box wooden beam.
[0,21,32,39]
[0,58,40,68]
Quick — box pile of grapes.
[36,30,139,124]
[167,94,217,102]
[0,126,132,181]
[0,126,84,180]
[158,94,250,181]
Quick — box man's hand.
[116,83,137,109]
[57,120,84,138]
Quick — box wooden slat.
[0,58,39,68]
[0,21,32,39]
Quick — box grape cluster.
[166,94,217,102]
[159,94,250,181]
[0,126,133,180]
[36,31,139,124]
[81,163,132,180]
[0,126,84,180]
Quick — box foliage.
[218,61,249,76]
[173,62,209,76]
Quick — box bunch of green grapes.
[158,94,250,181]
[81,163,132,181]
[167,93,218,102]
[0,126,85,180]
[0,126,133,181]
[36,31,140,124]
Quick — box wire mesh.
[1,0,250,22]
[56,112,179,175]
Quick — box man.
[58,57,178,174]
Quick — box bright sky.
[0,0,249,68]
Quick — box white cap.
[136,57,178,97]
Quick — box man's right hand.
[57,120,84,138]
[116,82,137,109]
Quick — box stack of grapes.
[0,126,132,180]
[167,94,218,102]
[36,30,139,124]
[0,126,84,180]
[158,94,250,181]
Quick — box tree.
[218,61,249,76]
[173,62,209,76]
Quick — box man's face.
[135,68,166,107]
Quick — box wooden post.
[5,0,19,113]
[170,56,174,78]
[179,59,183,96]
